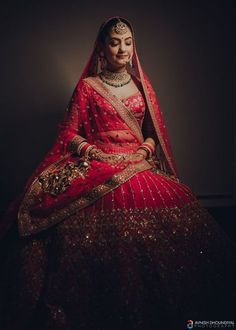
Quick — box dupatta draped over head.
[1,16,179,238]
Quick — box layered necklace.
[99,69,131,88]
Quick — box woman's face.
[103,26,133,71]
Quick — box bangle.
[76,141,89,156]
[137,146,151,158]
[137,141,155,158]
[142,142,154,154]
[69,136,87,153]
[84,145,97,159]
[80,143,95,156]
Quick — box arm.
[57,80,88,155]
[22,80,90,191]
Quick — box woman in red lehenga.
[0,16,235,330]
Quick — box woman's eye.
[110,43,119,47]
[109,41,132,47]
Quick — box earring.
[129,57,133,68]
[100,56,107,70]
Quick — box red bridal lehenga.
[0,17,235,330]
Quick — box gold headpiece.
[111,20,129,35]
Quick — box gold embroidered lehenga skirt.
[1,164,236,330]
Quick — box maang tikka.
[111,20,129,35]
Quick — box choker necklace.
[99,69,131,88]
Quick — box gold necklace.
[99,69,131,88]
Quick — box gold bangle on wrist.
[76,141,89,156]
[84,145,97,159]
[137,146,151,158]
[68,136,87,153]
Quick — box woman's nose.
[119,42,126,52]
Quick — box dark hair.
[97,17,133,45]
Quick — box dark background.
[0,0,236,238]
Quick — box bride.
[1,16,235,330]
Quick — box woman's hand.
[135,148,148,159]
[136,137,156,159]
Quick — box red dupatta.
[0,16,179,238]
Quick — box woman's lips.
[116,54,128,59]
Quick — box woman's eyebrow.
[109,36,133,41]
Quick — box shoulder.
[82,76,100,89]
[83,76,98,84]
[76,76,100,94]
[73,77,95,99]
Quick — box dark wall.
[0,0,235,212]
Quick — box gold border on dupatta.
[18,159,152,237]
[135,57,177,177]
[84,76,144,144]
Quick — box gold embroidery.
[18,160,152,237]
[38,160,90,196]
[84,77,144,144]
